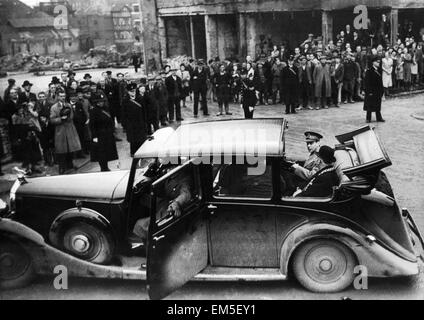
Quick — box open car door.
[146,160,208,300]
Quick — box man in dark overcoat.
[89,92,118,171]
[165,69,183,122]
[363,56,385,123]
[191,61,209,117]
[281,56,299,114]
[123,83,148,156]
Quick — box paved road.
[1,91,424,300]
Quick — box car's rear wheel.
[60,221,114,264]
[292,239,357,293]
[0,238,35,289]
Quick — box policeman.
[291,131,326,181]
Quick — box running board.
[194,267,286,281]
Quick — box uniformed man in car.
[291,131,326,181]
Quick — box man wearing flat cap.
[291,131,326,181]
[18,80,37,104]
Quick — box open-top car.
[0,119,423,299]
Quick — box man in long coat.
[281,56,299,114]
[155,74,169,126]
[89,92,118,171]
[50,90,81,174]
[312,56,332,109]
[363,56,385,123]
[123,83,148,156]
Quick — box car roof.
[134,118,287,159]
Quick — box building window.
[133,4,140,12]
[94,20,98,25]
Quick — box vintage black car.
[0,119,423,299]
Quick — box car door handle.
[208,204,217,210]
[153,235,165,242]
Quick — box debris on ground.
[0,45,134,73]
[162,55,192,70]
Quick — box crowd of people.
[1,18,423,175]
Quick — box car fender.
[0,217,45,244]
[49,207,115,246]
[280,222,419,278]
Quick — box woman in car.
[294,145,339,197]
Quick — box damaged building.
[142,0,424,67]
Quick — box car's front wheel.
[60,221,115,265]
[0,238,35,289]
[292,239,357,293]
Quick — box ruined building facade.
[142,0,424,69]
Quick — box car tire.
[0,238,35,289]
[60,221,115,265]
[292,239,357,293]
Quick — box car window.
[154,165,198,225]
[133,158,156,186]
[213,163,273,199]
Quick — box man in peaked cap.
[290,131,326,181]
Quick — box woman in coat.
[89,93,118,172]
[312,56,332,109]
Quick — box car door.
[146,160,208,300]
[208,161,278,267]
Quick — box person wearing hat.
[281,55,299,114]
[165,68,184,121]
[50,89,82,174]
[67,71,77,88]
[89,92,118,172]
[214,63,232,116]
[145,75,159,132]
[363,56,385,123]
[331,56,344,108]
[3,78,18,103]
[342,53,356,103]
[18,80,37,105]
[123,82,148,156]
[294,145,339,198]
[291,131,326,181]
[240,69,257,119]
[131,50,141,73]
[79,73,93,88]
[154,75,169,126]
[298,55,313,110]
[103,71,120,127]
[191,60,209,117]
[312,55,332,109]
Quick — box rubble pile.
[162,55,192,69]
[0,45,133,73]
[83,45,131,68]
